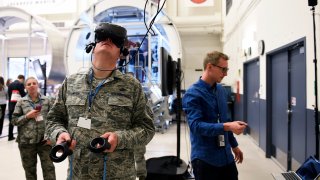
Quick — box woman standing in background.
[0,76,7,136]
[12,77,56,180]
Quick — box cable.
[119,0,167,68]
[91,0,167,72]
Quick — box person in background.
[45,22,155,180]
[0,76,7,136]
[8,74,26,141]
[182,51,247,180]
[6,78,12,87]
[135,42,146,82]
[118,41,130,73]
[12,77,56,180]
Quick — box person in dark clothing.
[0,76,7,136]
[129,42,145,82]
[118,42,130,73]
[7,74,26,141]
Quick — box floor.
[0,117,284,180]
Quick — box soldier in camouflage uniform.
[12,77,56,180]
[45,23,155,180]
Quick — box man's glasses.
[211,64,229,73]
[26,82,37,86]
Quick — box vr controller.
[50,141,73,163]
[50,137,111,163]
[87,137,111,153]
[85,23,129,56]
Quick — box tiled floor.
[0,118,284,180]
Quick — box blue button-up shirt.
[182,79,238,167]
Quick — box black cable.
[91,0,167,72]
[115,0,166,70]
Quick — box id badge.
[217,135,225,147]
[77,117,91,129]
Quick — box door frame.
[266,37,306,160]
[243,58,260,139]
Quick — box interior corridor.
[0,117,284,180]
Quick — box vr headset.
[85,23,129,56]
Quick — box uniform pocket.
[107,95,133,127]
[65,93,87,118]
[108,96,133,107]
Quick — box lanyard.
[28,94,42,109]
[88,73,107,112]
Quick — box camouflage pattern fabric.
[12,94,56,180]
[12,94,52,143]
[46,69,155,180]
[134,145,147,177]
[19,143,56,180]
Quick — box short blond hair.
[25,77,38,85]
[203,51,229,70]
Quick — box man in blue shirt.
[183,51,247,180]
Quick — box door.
[268,40,306,171]
[270,51,289,169]
[289,46,306,170]
[244,59,260,144]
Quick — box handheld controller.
[87,137,111,153]
[50,141,73,163]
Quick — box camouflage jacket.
[45,69,155,180]
[12,93,52,144]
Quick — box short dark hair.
[17,74,25,80]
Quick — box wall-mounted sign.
[186,0,214,7]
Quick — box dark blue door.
[271,51,289,169]
[289,46,306,170]
[269,42,306,171]
[244,59,260,144]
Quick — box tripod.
[310,5,319,159]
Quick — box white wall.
[180,33,222,89]
[223,0,319,109]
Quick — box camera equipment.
[50,141,73,163]
[309,0,319,160]
[87,137,111,153]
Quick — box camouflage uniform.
[12,94,56,180]
[46,69,155,180]
[134,145,147,178]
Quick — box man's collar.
[87,68,124,83]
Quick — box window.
[7,57,27,79]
